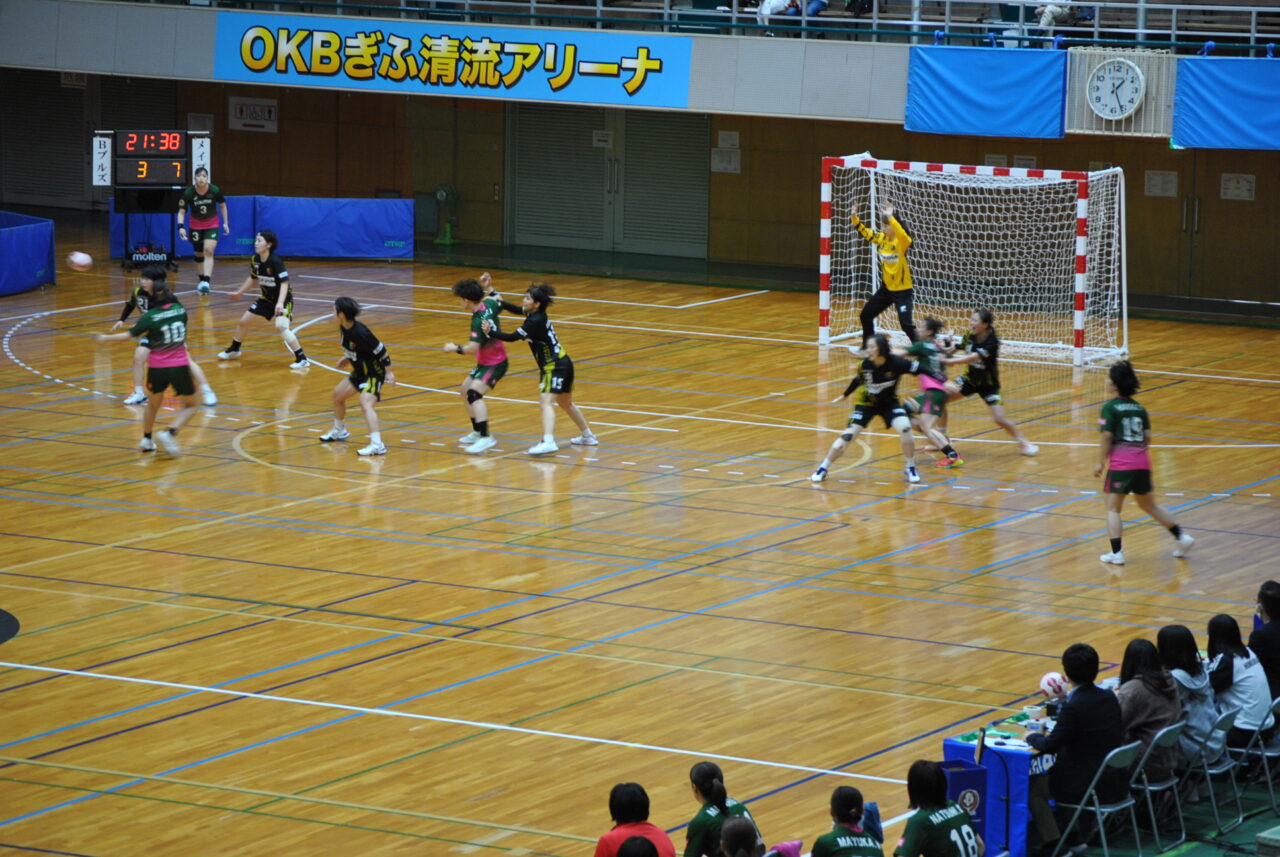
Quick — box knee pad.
[194,254,205,264]
[466,389,484,404]
[840,432,854,443]
[891,415,912,432]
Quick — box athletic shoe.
[289,358,310,370]
[202,388,218,407]
[1021,442,1039,456]
[905,464,921,483]
[809,466,828,483]
[319,428,350,442]
[527,440,559,456]
[1172,533,1196,558]
[156,429,182,457]
[123,391,148,405]
[357,442,387,456]
[197,282,211,295]
[935,456,964,469]
[465,436,497,454]
[458,430,481,445]
[1100,550,1126,565]
[217,349,241,360]
[570,433,599,446]
[139,437,156,453]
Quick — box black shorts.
[348,371,385,401]
[146,365,195,397]
[957,376,1002,405]
[1105,469,1153,495]
[848,401,908,431]
[249,297,292,320]
[539,357,574,394]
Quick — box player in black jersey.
[113,269,218,407]
[318,297,395,456]
[482,277,597,455]
[942,309,1037,456]
[812,334,921,484]
[218,230,309,369]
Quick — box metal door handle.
[1181,195,1189,233]
[1193,196,1201,234]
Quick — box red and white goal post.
[819,153,1128,366]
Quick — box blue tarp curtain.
[906,46,1068,139]
[1173,57,1280,150]
[0,211,56,295]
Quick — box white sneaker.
[458,430,481,445]
[1100,550,1125,565]
[1173,533,1195,558]
[123,391,148,405]
[197,282,211,295]
[905,464,921,483]
[156,429,182,457]
[1021,442,1039,456]
[465,436,497,454]
[527,440,558,456]
[319,428,350,442]
[202,388,218,407]
[139,436,156,452]
[357,442,387,456]
[570,434,599,446]
[217,349,241,360]
[810,466,828,483]
[289,358,310,370]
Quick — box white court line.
[296,275,767,309]
[0,661,906,785]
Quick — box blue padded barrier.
[1173,57,1280,150]
[253,197,414,259]
[906,46,1068,139]
[0,211,56,295]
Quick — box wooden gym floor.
[0,242,1278,856]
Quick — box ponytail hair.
[526,283,556,310]
[830,786,864,826]
[150,283,177,307]
[920,317,943,338]
[690,761,728,813]
[1109,360,1141,398]
[719,817,759,857]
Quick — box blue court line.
[0,844,101,857]
[0,420,138,451]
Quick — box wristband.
[456,345,464,355]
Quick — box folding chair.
[1226,696,1280,816]
[1049,740,1144,857]
[1129,722,1184,852]
[1183,707,1244,833]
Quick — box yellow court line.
[0,755,595,842]
[0,582,1019,711]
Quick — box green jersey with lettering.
[813,824,884,857]
[178,184,225,227]
[904,339,947,386]
[894,801,980,857]
[469,297,508,366]
[685,799,756,857]
[129,301,189,368]
[1099,396,1152,469]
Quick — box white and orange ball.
[67,251,93,272]
[1040,671,1068,699]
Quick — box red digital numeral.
[125,132,138,152]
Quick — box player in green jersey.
[900,318,962,467]
[176,167,229,295]
[812,787,885,857]
[445,277,509,454]
[96,267,201,456]
[1095,360,1194,564]
[685,762,761,857]
[113,270,217,407]
[894,760,983,857]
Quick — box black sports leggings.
[860,286,917,345]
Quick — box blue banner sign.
[213,11,692,109]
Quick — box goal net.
[820,153,1127,365]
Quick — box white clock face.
[1087,59,1146,120]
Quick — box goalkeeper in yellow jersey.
[853,201,918,348]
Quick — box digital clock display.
[114,158,188,186]
[115,130,188,156]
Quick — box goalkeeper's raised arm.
[852,201,918,348]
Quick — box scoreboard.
[92,129,212,188]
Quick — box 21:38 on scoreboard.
[92,130,209,188]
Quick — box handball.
[935,333,956,352]
[1039,671,1068,699]
[67,251,93,272]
